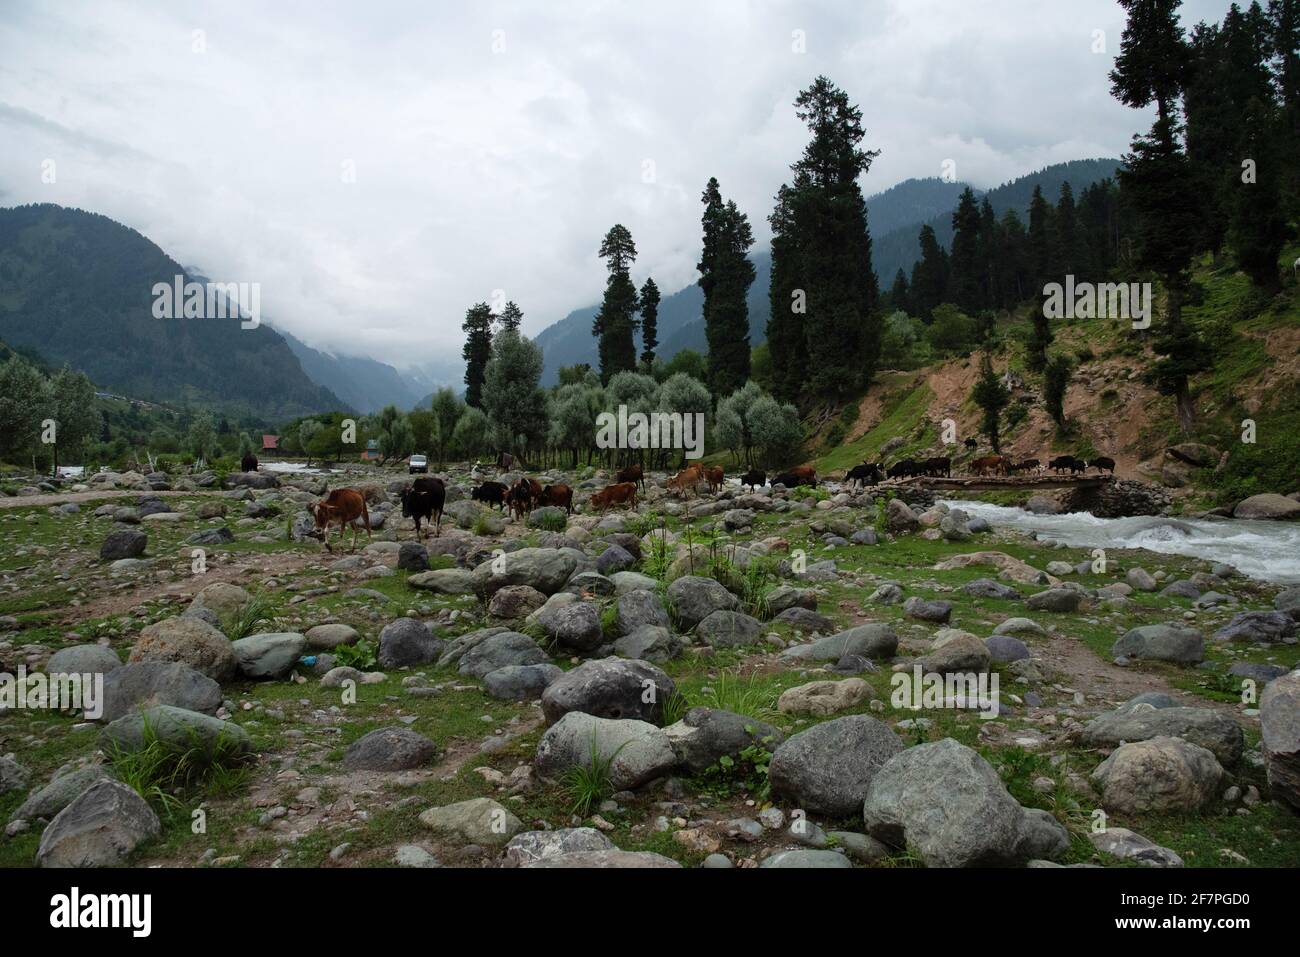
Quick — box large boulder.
[863,738,1033,867]
[419,797,522,847]
[472,548,581,598]
[1081,706,1243,766]
[231,632,306,679]
[1233,493,1300,520]
[189,581,254,619]
[778,623,898,663]
[97,662,222,723]
[540,657,675,725]
[12,766,115,823]
[777,678,869,716]
[36,781,160,868]
[378,617,445,669]
[129,617,237,683]
[343,727,439,771]
[533,601,604,652]
[1213,611,1296,644]
[524,849,681,868]
[45,644,122,678]
[1025,588,1082,613]
[663,707,784,773]
[1260,670,1300,811]
[483,663,564,701]
[407,568,476,594]
[535,712,676,789]
[612,625,683,664]
[504,828,614,867]
[1112,624,1204,664]
[768,715,905,817]
[100,705,253,761]
[903,597,953,623]
[1091,736,1224,813]
[457,631,549,678]
[615,590,670,634]
[919,632,991,675]
[304,624,359,650]
[99,529,147,561]
[695,610,764,648]
[488,585,548,620]
[666,576,740,629]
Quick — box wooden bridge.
[878,473,1115,493]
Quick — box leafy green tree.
[452,406,491,460]
[46,367,98,475]
[461,303,494,408]
[638,278,660,369]
[925,304,980,355]
[971,352,1010,453]
[660,349,708,383]
[429,387,462,468]
[593,224,639,383]
[482,328,548,462]
[187,411,217,464]
[298,419,324,467]
[0,355,50,465]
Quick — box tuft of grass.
[108,721,253,817]
[220,595,274,640]
[561,732,627,817]
[693,670,779,721]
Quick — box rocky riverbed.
[1,463,1297,869]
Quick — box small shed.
[261,434,280,452]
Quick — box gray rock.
[985,635,1030,663]
[779,623,898,663]
[1213,611,1296,644]
[0,756,30,795]
[472,547,581,598]
[1025,588,1082,613]
[867,582,905,605]
[231,632,306,679]
[482,663,564,700]
[666,576,740,629]
[304,624,359,650]
[773,607,834,632]
[963,578,1022,600]
[1160,579,1201,600]
[904,596,953,623]
[100,529,147,561]
[863,738,1029,867]
[1091,736,1224,813]
[595,543,636,575]
[1275,586,1300,621]
[129,617,237,683]
[1088,827,1183,867]
[457,631,549,678]
[764,585,818,614]
[12,766,115,823]
[1081,706,1243,766]
[1014,807,1070,861]
[612,625,683,663]
[696,609,764,648]
[535,712,676,789]
[540,656,675,725]
[615,589,669,634]
[1260,671,1300,811]
[1127,567,1158,591]
[1112,624,1204,665]
[993,617,1046,637]
[100,705,253,760]
[488,584,548,620]
[1228,662,1288,684]
[769,714,905,817]
[36,781,160,868]
[397,542,430,572]
[610,571,658,595]
[663,707,784,773]
[45,644,122,678]
[378,617,445,669]
[187,527,234,547]
[419,797,522,847]
[534,601,603,652]
[760,849,852,868]
[504,827,614,867]
[523,849,680,868]
[343,727,438,771]
[407,568,476,594]
[98,662,222,723]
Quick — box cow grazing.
[845,463,882,488]
[471,481,509,511]
[615,463,646,491]
[970,455,1009,476]
[401,476,446,539]
[310,488,371,553]
[703,465,724,494]
[924,456,951,478]
[589,482,638,512]
[538,483,574,515]
[666,465,703,498]
[887,459,920,480]
[963,437,978,451]
[1090,456,1116,475]
[507,477,543,518]
[240,453,259,473]
[773,466,817,489]
[1067,456,1088,474]
[740,468,766,491]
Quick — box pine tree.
[948,187,983,313]
[1026,185,1054,292]
[1230,96,1288,291]
[971,352,1010,453]
[498,301,524,332]
[909,224,949,322]
[766,184,807,404]
[593,224,639,384]
[1043,353,1073,430]
[461,302,494,408]
[699,177,756,397]
[888,269,910,314]
[638,278,660,369]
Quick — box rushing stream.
[944,499,1300,585]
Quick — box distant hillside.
[0,204,346,421]
[535,160,1120,383]
[278,329,424,414]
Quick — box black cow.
[1009,458,1040,473]
[471,481,508,511]
[240,453,259,473]
[1090,456,1116,474]
[740,468,766,491]
[845,463,882,488]
[1068,456,1088,474]
[772,468,816,489]
[401,476,445,539]
[1048,455,1078,474]
[888,459,920,479]
[924,456,951,477]
[963,437,978,451]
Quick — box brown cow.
[666,464,703,498]
[970,455,1010,476]
[538,483,574,515]
[702,465,724,494]
[615,462,646,491]
[589,482,638,512]
[310,488,371,553]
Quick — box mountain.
[277,329,425,415]
[0,204,345,422]
[533,160,1122,382]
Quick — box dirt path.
[0,488,229,509]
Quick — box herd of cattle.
[296,448,1116,551]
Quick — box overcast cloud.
[0,0,1229,370]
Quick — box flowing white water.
[260,460,342,475]
[944,499,1300,585]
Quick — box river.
[945,499,1300,585]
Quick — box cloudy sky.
[0,0,1228,371]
